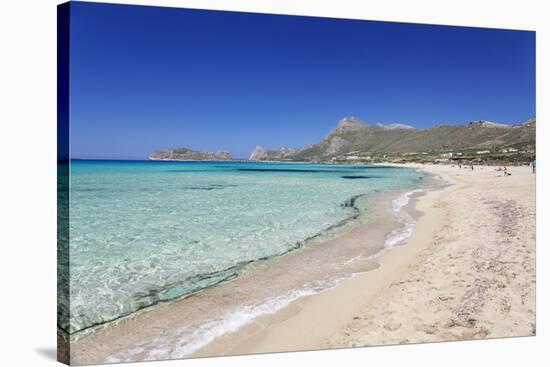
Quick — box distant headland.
[149,116,536,165]
[149,147,233,161]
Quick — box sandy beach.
[196,164,536,356]
[323,164,536,348]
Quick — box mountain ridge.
[250,116,535,162]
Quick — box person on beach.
[531,160,536,174]
[471,164,474,171]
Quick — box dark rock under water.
[341,175,373,179]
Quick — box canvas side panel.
[57,2,71,365]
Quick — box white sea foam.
[168,287,320,357]
[106,277,344,363]
[385,189,423,249]
[365,189,423,263]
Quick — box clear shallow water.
[62,160,423,334]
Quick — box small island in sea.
[57,2,536,366]
[149,147,234,161]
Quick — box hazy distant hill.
[252,116,535,161]
[249,146,301,161]
[149,147,233,161]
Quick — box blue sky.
[69,2,535,159]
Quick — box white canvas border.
[0,0,546,366]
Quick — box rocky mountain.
[249,146,302,161]
[467,120,513,128]
[149,147,233,161]
[251,116,536,162]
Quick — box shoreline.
[198,163,534,356]
[193,165,450,356]
[69,166,431,365]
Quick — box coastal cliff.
[249,146,302,161]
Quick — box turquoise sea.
[60,160,424,334]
